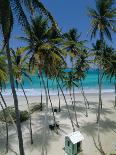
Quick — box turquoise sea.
[3,69,115,96]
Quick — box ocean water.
[2,69,115,96]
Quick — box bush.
[30,103,43,114]
[0,107,29,124]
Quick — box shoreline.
[1,88,115,97]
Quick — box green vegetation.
[30,103,43,113]
[0,107,29,123]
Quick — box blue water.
[3,69,115,96]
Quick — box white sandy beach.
[0,92,116,155]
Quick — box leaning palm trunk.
[0,101,8,153]
[114,76,116,107]
[72,85,79,127]
[96,40,104,155]
[80,81,88,117]
[97,68,102,109]
[0,92,16,128]
[57,85,61,112]
[39,72,48,155]
[57,78,75,132]
[97,57,103,123]
[46,79,58,134]
[80,80,89,108]
[20,83,33,144]
[6,44,25,155]
[38,74,43,110]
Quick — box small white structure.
[65,131,84,155]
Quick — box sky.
[5,0,116,49]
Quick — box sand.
[0,92,116,155]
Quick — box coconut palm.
[63,28,86,127]
[0,51,9,153]
[88,0,116,124]
[0,1,57,154]
[62,70,79,127]
[0,101,8,153]
[0,50,17,153]
[101,46,116,107]
[0,51,7,89]
[92,40,116,107]
[74,49,90,117]
[11,47,34,144]
[18,15,64,154]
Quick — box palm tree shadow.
[81,122,98,136]
[59,104,85,119]
[88,101,98,107]
[100,117,116,132]
[92,136,106,155]
[81,117,116,137]
[90,107,113,116]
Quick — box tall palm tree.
[101,46,116,107]
[0,51,7,89]
[0,50,16,127]
[88,0,116,123]
[19,15,64,154]
[0,51,9,153]
[63,71,79,127]
[0,1,57,154]
[63,28,85,69]
[74,49,90,117]
[63,28,85,127]
[11,47,33,144]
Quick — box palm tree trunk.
[0,101,8,153]
[97,68,102,110]
[114,76,116,107]
[72,85,79,127]
[97,62,102,123]
[38,74,43,110]
[57,78,75,132]
[81,81,89,108]
[6,44,25,155]
[57,85,61,112]
[46,79,58,134]
[20,83,33,144]
[40,72,48,155]
[80,81,88,117]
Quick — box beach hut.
[65,131,84,155]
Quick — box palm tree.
[88,1,116,153]
[63,71,79,127]
[0,1,57,154]
[88,0,116,123]
[101,46,116,107]
[0,101,8,153]
[11,47,33,144]
[0,51,7,90]
[63,28,85,127]
[0,50,16,127]
[0,51,9,153]
[19,15,64,154]
[74,49,90,117]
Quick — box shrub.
[30,103,43,114]
[0,107,29,124]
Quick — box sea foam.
[1,88,114,96]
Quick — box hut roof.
[66,131,84,144]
